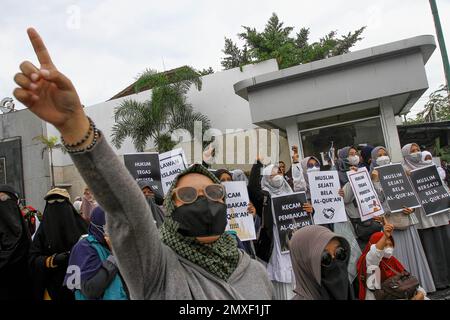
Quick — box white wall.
[48,59,279,167]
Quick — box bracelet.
[50,254,57,268]
[61,116,94,148]
[65,127,101,154]
[46,255,57,268]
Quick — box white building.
[45,35,437,201]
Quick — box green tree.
[222,13,365,70]
[111,66,211,153]
[406,85,450,123]
[199,67,215,76]
[420,84,450,121]
[33,135,65,188]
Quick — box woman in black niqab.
[29,191,88,300]
[0,185,32,300]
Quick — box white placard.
[159,148,188,195]
[222,181,256,241]
[347,167,384,221]
[308,170,347,224]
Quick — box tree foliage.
[221,13,366,70]
[406,85,450,124]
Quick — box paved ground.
[428,287,450,300]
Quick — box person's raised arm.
[14,28,165,299]
[247,156,265,215]
[376,218,393,251]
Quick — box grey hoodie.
[70,134,273,300]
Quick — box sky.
[1,0,449,118]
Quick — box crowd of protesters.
[1,28,450,301]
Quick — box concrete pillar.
[380,97,403,163]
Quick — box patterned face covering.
[160,164,240,281]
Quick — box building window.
[300,117,386,168]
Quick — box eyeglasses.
[0,194,11,202]
[321,247,347,267]
[172,184,225,204]
[307,163,320,169]
[47,199,66,204]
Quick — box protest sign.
[159,148,188,195]
[410,165,450,216]
[124,153,163,195]
[308,171,347,224]
[271,192,314,253]
[222,181,256,241]
[375,163,420,212]
[347,167,384,221]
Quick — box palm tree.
[111,66,211,153]
[33,135,65,188]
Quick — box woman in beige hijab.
[290,225,354,300]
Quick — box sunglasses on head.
[172,184,225,204]
[47,198,66,204]
[321,247,347,267]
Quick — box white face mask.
[376,156,390,166]
[347,155,360,166]
[408,152,422,163]
[307,167,320,173]
[383,247,394,259]
[423,159,433,165]
[269,175,284,188]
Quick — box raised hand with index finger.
[382,216,394,238]
[13,28,89,144]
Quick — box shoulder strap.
[381,260,401,276]
[85,235,110,261]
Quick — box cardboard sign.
[271,192,314,253]
[308,171,347,224]
[410,165,450,216]
[347,167,384,221]
[124,153,163,195]
[222,181,256,241]
[375,163,421,213]
[159,148,188,195]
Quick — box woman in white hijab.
[248,157,313,300]
[371,145,436,293]
[402,143,450,290]
[421,150,447,181]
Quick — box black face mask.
[320,259,350,300]
[171,197,227,237]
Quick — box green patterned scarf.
[161,164,240,281]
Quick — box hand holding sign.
[371,169,379,182]
[247,202,256,217]
[302,202,314,214]
[402,207,414,215]
[373,215,384,224]
[13,28,88,142]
